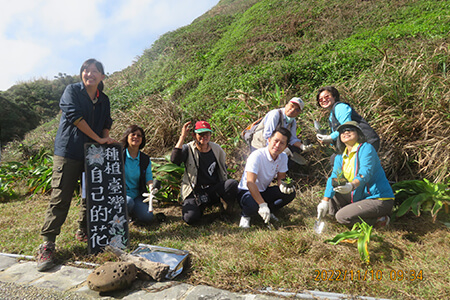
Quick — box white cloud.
[0,0,219,90]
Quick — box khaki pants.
[329,193,393,226]
[40,155,84,242]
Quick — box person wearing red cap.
[171,120,238,224]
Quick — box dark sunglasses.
[340,127,356,133]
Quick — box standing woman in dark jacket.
[120,125,155,224]
[37,59,117,272]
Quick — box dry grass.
[111,95,184,157]
[1,182,449,299]
[329,43,450,183]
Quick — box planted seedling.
[325,218,373,265]
[332,171,348,188]
[281,176,294,188]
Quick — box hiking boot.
[374,215,390,228]
[36,241,56,272]
[239,216,251,228]
[75,229,88,242]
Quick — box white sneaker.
[239,216,251,228]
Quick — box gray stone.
[125,282,193,300]
[0,255,18,271]
[31,265,92,292]
[185,285,248,300]
[0,261,49,284]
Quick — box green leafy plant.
[325,218,373,265]
[332,170,348,188]
[393,179,450,222]
[0,149,53,197]
[0,178,17,202]
[281,176,293,187]
[152,155,185,205]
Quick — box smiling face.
[285,102,302,118]
[127,130,143,149]
[339,127,358,146]
[318,90,336,109]
[268,131,288,159]
[82,63,105,89]
[195,131,211,146]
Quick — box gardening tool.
[314,216,325,234]
[314,120,321,133]
[314,120,327,135]
[291,152,308,165]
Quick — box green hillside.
[106,0,450,183]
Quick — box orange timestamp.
[313,269,423,281]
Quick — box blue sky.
[0,0,220,91]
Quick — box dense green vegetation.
[0,73,78,145]
[106,0,450,183]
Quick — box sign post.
[84,143,128,254]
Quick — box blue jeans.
[238,186,295,218]
[126,195,154,223]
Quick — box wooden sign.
[84,143,129,254]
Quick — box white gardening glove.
[316,134,333,143]
[317,200,329,219]
[279,182,295,194]
[142,184,159,212]
[258,203,271,223]
[333,182,353,194]
[299,144,313,153]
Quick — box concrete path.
[0,254,389,299]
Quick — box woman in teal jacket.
[316,121,394,227]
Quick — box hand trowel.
[314,215,325,234]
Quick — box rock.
[87,262,137,292]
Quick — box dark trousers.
[329,192,393,226]
[40,156,84,242]
[238,186,295,218]
[182,179,238,224]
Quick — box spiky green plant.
[325,218,373,265]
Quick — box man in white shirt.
[238,127,296,228]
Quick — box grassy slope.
[107,0,450,182]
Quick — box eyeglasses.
[130,133,143,138]
[340,127,356,133]
[318,95,332,103]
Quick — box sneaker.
[375,216,390,228]
[36,241,56,272]
[75,229,88,242]
[239,216,251,228]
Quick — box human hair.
[120,125,146,149]
[335,126,366,154]
[316,86,340,107]
[271,127,291,141]
[80,58,105,92]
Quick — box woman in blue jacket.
[315,86,380,151]
[316,121,393,227]
[37,59,117,272]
